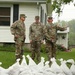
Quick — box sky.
[53,0,75,22]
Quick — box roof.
[0,0,46,3]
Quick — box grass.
[0,51,15,68]
[0,45,75,68]
[56,50,75,60]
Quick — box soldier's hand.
[30,40,32,43]
[41,40,45,44]
[14,34,19,38]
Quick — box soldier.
[29,16,44,63]
[10,14,27,61]
[44,17,66,65]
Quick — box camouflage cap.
[35,16,39,19]
[48,16,53,20]
[20,14,27,18]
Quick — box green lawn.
[0,48,75,68]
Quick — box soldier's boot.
[31,56,35,61]
[19,55,23,64]
[49,60,52,67]
[48,56,52,67]
[52,54,56,59]
[36,56,41,64]
[16,55,22,64]
[31,53,35,61]
[16,55,20,60]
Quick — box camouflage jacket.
[44,23,66,42]
[10,20,25,41]
[29,22,44,41]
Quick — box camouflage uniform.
[10,20,25,60]
[29,22,44,62]
[44,22,66,63]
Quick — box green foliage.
[47,0,73,16]
[63,0,73,4]
[24,46,31,52]
[0,48,75,68]
[0,44,30,52]
[41,44,67,53]
[68,20,75,45]
[41,44,46,53]
[52,0,62,14]
[47,0,51,3]
[47,0,73,4]
[56,48,75,60]
[56,44,67,51]
[0,44,15,52]
[0,51,15,68]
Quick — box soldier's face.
[35,19,39,23]
[20,17,25,21]
[47,19,53,23]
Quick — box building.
[0,0,46,43]
[0,0,69,49]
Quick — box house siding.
[0,3,39,43]
[19,3,39,43]
[0,3,14,43]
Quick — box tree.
[46,0,73,16]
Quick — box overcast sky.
[53,0,75,22]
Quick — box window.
[40,6,44,23]
[0,7,10,26]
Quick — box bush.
[41,44,46,53]
[23,46,31,52]
[0,43,30,52]
[0,43,15,52]
[0,43,67,52]
[56,44,67,51]
[41,44,67,53]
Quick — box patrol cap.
[35,16,39,19]
[48,16,53,20]
[20,14,27,18]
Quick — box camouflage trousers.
[45,40,56,64]
[15,38,25,61]
[31,41,41,63]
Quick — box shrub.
[0,43,15,52]
[0,43,30,52]
[41,44,46,53]
[56,44,67,51]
